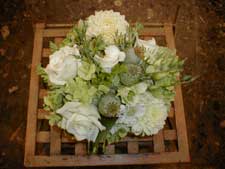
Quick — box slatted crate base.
[24,23,190,167]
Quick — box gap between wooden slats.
[105,145,115,155]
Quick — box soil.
[0,0,224,169]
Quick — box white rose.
[86,10,129,44]
[45,45,80,85]
[136,38,157,49]
[56,102,105,141]
[94,45,125,73]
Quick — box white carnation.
[45,45,81,85]
[115,92,168,136]
[86,10,129,44]
[56,102,105,141]
[94,45,125,73]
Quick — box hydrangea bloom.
[114,92,168,136]
[86,10,129,44]
[56,102,105,141]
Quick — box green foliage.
[37,64,49,84]
[49,41,58,53]
[114,23,143,51]
[92,63,127,88]
[44,88,64,111]
[78,61,96,80]
[92,118,128,153]
[48,113,62,126]
[64,77,97,104]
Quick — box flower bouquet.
[38,10,191,153]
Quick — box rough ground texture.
[0,0,224,169]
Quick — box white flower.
[56,102,105,141]
[94,45,125,73]
[45,45,81,85]
[115,92,169,136]
[86,10,129,44]
[136,38,157,49]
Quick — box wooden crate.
[24,23,190,167]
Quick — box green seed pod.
[98,94,121,117]
[120,64,143,86]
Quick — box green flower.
[78,61,96,80]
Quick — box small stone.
[3,73,8,78]
[220,120,225,128]
[0,48,6,56]
[1,152,6,156]
[1,25,10,40]
[114,0,122,7]
[215,141,220,146]
[8,86,19,94]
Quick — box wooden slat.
[25,152,185,167]
[127,142,139,154]
[36,131,50,143]
[37,131,74,143]
[105,145,115,155]
[50,126,61,155]
[168,106,175,117]
[164,130,177,140]
[122,136,152,142]
[39,89,47,99]
[54,37,64,45]
[45,23,169,28]
[164,23,190,161]
[42,48,51,58]
[75,143,87,155]
[153,130,165,152]
[24,23,44,161]
[140,27,165,36]
[37,109,50,119]
[43,28,69,37]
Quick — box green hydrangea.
[78,61,96,80]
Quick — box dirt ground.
[0,0,224,169]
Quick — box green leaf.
[37,64,49,84]
[64,78,97,104]
[48,113,62,126]
[49,41,58,53]
[78,61,96,80]
[44,89,64,111]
